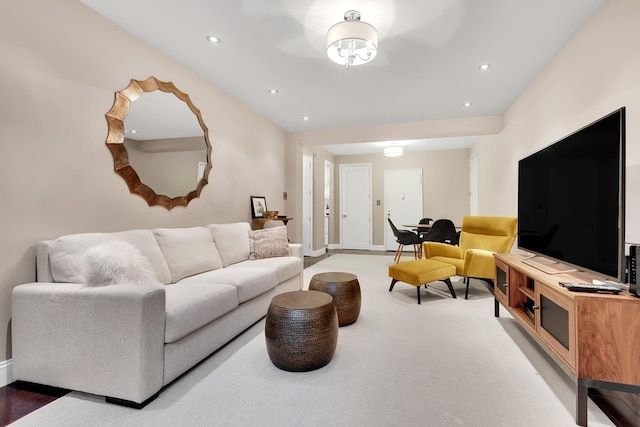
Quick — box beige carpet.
[11,254,614,426]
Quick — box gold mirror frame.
[105,76,212,209]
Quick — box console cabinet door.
[494,258,509,307]
[535,283,576,372]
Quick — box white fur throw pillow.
[248,226,290,260]
[83,240,161,287]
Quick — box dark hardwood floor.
[590,389,640,427]
[2,249,639,426]
[1,382,68,426]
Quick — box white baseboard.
[0,358,13,387]
[325,244,388,252]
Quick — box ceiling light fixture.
[268,89,278,94]
[326,10,377,69]
[384,146,403,157]
[463,102,472,107]
[478,63,491,70]
[206,35,221,44]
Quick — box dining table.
[402,224,461,230]
[402,224,431,229]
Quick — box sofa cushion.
[179,267,278,303]
[48,229,172,285]
[84,240,161,287]
[248,226,290,260]
[164,282,239,343]
[207,223,251,267]
[228,256,302,284]
[153,227,223,283]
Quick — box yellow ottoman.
[388,259,457,304]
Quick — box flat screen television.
[518,107,625,281]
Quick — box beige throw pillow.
[248,226,289,260]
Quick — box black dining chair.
[414,217,433,238]
[421,219,459,245]
[388,218,423,263]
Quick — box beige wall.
[0,0,291,363]
[334,150,470,247]
[473,0,640,247]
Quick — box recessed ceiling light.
[463,102,472,107]
[384,146,403,157]
[206,35,221,44]
[126,129,138,134]
[478,63,491,70]
[268,89,278,94]
[303,116,310,121]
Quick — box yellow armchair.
[423,216,517,298]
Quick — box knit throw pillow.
[248,226,290,260]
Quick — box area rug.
[10,254,613,426]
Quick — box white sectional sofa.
[11,222,303,406]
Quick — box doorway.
[324,160,333,248]
[302,154,313,256]
[384,169,423,251]
[339,163,371,250]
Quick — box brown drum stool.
[309,272,361,326]
[265,290,338,372]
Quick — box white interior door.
[340,163,371,250]
[384,169,423,251]
[469,153,478,215]
[302,154,313,256]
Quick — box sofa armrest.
[12,282,166,404]
[462,248,496,280]
[423,242,462,259]
[288,243,303,260]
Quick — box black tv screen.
[518,108,625,281]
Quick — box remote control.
[559,282,621,294]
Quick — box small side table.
[309,272,361,326]
[251,217,293,230]
[265,290,338,372]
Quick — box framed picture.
[250,196,267,218]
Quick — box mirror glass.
[105,77,211,209]
[124,91,207,198]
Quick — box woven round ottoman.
[309,272,361,326]
[265,290,338,372]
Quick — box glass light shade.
[327,19,377,67]
[384,146,403,157]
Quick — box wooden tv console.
[494,253,640,426]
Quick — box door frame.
[469,153,478,215]
[302,153,314,256]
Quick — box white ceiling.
[80,0,606,155]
